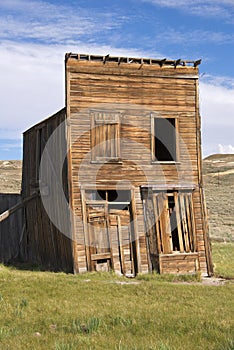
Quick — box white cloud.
[0,41,147,139]
[142,0,234,21]
[199,76,234,156]
[0,0,126,44]
[0,141,22,152]
[218,144,234,154]
[150,28,234,45]
[200,79,234,127]
[0,40,233,158]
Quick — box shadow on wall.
[0,193,23,263]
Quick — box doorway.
[83,189,137,276]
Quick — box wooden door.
[86,204,135,276]
[109,208,135,276]
[86,204,112,272]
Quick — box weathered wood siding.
[0,194,23,263]
[22,108,73,272]
[65,56,211,275]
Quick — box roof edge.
[65,53,201,68]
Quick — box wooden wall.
[21,108,74,272]
[0,194,23,263]
[18,54,212,276]
[65,55,211,275]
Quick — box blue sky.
[0,0,233,159]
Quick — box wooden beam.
[174,192,184,253]
[103,54,110,64]
[174,59,181,68]
[159,58,167,67]
[91,252,111,261]
[0,192,38,223]
[194,59,202,67]
[117,215,125,275]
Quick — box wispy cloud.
[150,28,234,46]
[0,0,126,44]
[0,138,22,159]
[0,140,22,151]
[218,144,234,154]
[142,0,234,21]
[201,74,234,89]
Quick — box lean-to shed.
[20,53,213,276]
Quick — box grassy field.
[212,242,234,279]
[0,156,233,349]
[0,242,234,350]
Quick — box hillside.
[0,155,233,241]
[0,160,22,193]
[203,154,234,241]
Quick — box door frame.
[80,185,140,275]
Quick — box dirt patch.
[201,277,228,286]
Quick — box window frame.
[90,110,121,163]
[152,190,197,255]
[151,113,180,164]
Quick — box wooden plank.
[152,195,162,254]
[179,194,190,252]
[117,215,125,275]
[130,188,140,274]
[81,189,92,271]
[91,252,111,261]
[174,191,184,253]
[0,192,38,223]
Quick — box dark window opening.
[154,118,176,161]
[97,190,106,201]
[107,190,118,202]
[108,203,129,211]
[86,189,131,205]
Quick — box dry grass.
[203,154,234,242]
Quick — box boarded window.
[145,190,196,255]
[90,111,120,162]
[153,117,177,162]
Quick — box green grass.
[212,242,234,279]
[0,253,234,350]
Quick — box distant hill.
[203,154,234,242]
[0,160,22,194]
[0,155,233,241]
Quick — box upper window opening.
[153,117,177,162]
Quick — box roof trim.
[65,53,201,68]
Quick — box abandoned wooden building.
[1,53,213,276]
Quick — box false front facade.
[21,53,213,276]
